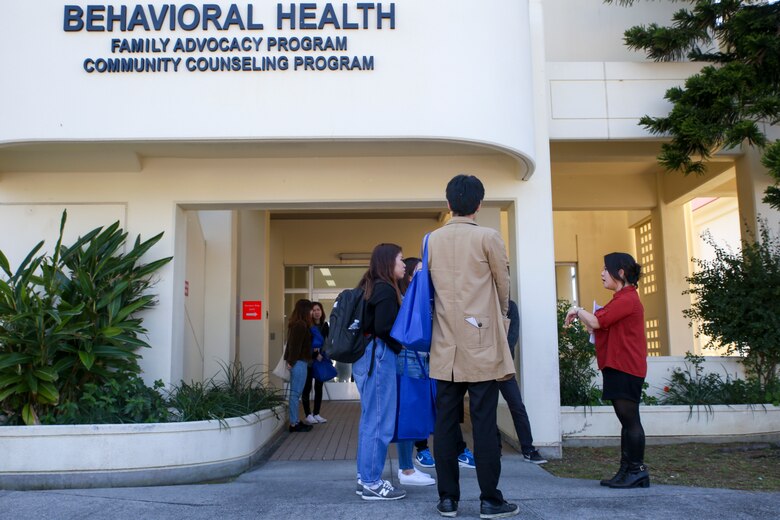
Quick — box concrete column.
[653,198,695,356]
[505,0,561,457]
[735,146,780,240]
[236,210,270,371]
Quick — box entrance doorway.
[285,265,366,399]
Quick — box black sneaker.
[437,498,458,517]
[289,422,313,432]
[522,449,547,465]
[480,501,519,519]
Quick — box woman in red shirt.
[565,252,649,489]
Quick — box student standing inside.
[303,301,329,424]
[285,299,315,433]
[354,243,407,501]
[428,174,519,519]
[565,252,649,488]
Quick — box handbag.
[272,350,290,382]
[393,351,436,442]
[390,233,433,352]
[312,352,338,382]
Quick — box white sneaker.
[398,468,435,486]
[305,414,318,425]
[314,414,327,423]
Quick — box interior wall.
[183,212,206,383]
[553,211,635,309]
[199,210,238,382]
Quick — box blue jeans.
[354,338,398,487]
[396,350,430,471]
[288,360,308,425]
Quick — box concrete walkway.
[2,452,778,519]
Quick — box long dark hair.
[399,257,422,294]
[287,298,313,335]
[604,252,642,287]
[359,243,403,304]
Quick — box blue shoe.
[415,448,435,468]
[458,448,476,469]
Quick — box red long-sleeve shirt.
[593,285,648,378]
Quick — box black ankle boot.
[600,460,629,487]
[608,463,650,489]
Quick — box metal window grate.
[637,221,656,295]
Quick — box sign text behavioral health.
[63,2,396,74]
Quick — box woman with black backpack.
[354,243,407,501]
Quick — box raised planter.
[0,407,286,490]
[561,404,780,445]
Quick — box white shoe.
[398,468,435,486]
[305,414,318,425]
[313,414,327,423]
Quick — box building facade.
[1,0,777,454]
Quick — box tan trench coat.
[427,216,515,382]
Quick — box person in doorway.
[285,298,315,433]
[428,174,519,519]
[354,243,407,501]
[499,299,547,464]
[565,252,649,488]
[303,301,329,424]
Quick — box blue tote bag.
[393,352,436,442]
[312,352,338,382]
[390,233,433,352]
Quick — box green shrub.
[660,352,780,408]
[39,374,169,425]
[684,220,780,390]
[557,300,602,406]
[0,211,171,424]
[167,362,285,424]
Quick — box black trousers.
[301,366,323,416]
[498,375,534,453]
[434,379,503,505]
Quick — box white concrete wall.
[2,1,536,173]
[543,0,680,62]
[199,211,238,382]
[183,211,206,382]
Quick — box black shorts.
[602,367,644,403]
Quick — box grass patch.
[544,443,780,492]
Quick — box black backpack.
[324,287,369,363]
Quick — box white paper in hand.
[589,300,603,344]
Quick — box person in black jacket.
[498,300,546,463]
[354,243,408,501]
[285,298,315,433]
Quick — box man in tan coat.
[428,174,519,519]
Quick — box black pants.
[301,366,323,416]
[434,379,503,505]
[498,375,534,453]
[416,401,467,453]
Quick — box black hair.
[446,174,484,216]
[604,252,642,287]
[399,256,422,294]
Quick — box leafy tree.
[606,0,780,208]
[683,221,780,389]
[557,300,602,406]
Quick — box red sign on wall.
[242,301,262,320]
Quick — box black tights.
[612,399,645,464]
